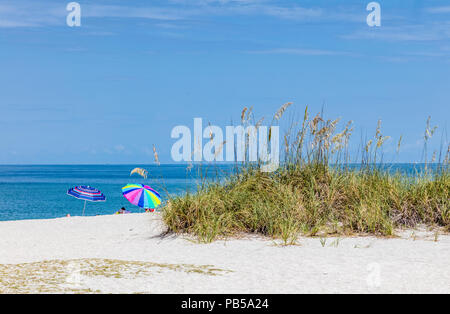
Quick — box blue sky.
[0,0,449,164]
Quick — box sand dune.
[0,213,449,293]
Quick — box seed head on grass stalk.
[274,102,292,121]
[153,145,160,166]
[423,116,438,169]
[241,107,248,124]
[255,117,265,128]
[397,135,403,154]
[444,144,450,166]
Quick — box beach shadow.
[147,228,180,242]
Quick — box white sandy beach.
[0,213,449,294]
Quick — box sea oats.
[246,106,253,124]
[274,102,292,121]
[444,144,450,165]
[207,122,213,143]
[214,141,227,159]
[365,140,373,153]
[163,106,449,243]
[153,145,160,166]
[309,113,322,135]
[241,107,247,124]
[424,116,438,141]
[397,135,403,154]
[255,117,265,128]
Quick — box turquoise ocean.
[0,164,438,221]
[0,164,231,221]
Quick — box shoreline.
[1,213,449,293]
[0,212,147,223]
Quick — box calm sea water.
[0,164,233,221]
[0,163,440,221]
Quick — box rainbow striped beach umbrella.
[122,184,161,210]
[67,186,106,216]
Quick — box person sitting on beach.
[145,208,155,213]
[116,207,128,214]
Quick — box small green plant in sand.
[162,104,450,244]
[434,231,439,242]
[329,238,341,248]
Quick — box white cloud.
[343,23,450,42]
[1,1,448,34]
[0,1,327,28]
[253,5,322,20]
[0,20,38,27]
[426,6,450,14]
[245,48,351,56]
[168,0,267,4]
[0,2,183,28]
[83,5,184,21]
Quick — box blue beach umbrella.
[67,185,106,215]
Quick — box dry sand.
[0,213,449,293]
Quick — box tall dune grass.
[162,105,450,243]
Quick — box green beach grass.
[162,105,450,244]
